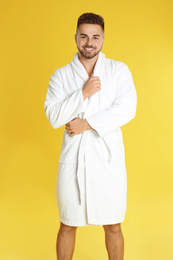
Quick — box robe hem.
[59,217,125,227]
[59,218,95,227]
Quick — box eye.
[94,37,99,40]
[81,36,86,38]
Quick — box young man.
[44,13,137,260]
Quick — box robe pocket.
[59,131,81,164]
[100,129,125,162]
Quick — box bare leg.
[103,223,124,260]
[56,222,77,260]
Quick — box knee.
[59,222,77,236]
[103,223,122,235]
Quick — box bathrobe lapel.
[70,52,105,118]
[70,53,89,82]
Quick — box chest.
[61,65,117,116]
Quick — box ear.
[75,34,77,44]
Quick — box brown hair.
[77,13,104,31]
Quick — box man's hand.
[65,118,93,136]
[82,74,101,100]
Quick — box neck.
[78,53,99,77]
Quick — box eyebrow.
[80,33,101,37]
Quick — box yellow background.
[0,0,173,259]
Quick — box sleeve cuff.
[86,117,104,137]
[79,88,88,113]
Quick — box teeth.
[85,48,94,50]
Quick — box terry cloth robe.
[44,52,137,227]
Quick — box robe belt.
[76,131,88,204]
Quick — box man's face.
[75,23,105,60]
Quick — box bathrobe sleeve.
[86,63,137,137]
[44,70,86,128]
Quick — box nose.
[86,37,92,46]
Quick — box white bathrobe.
[44,52,137,226]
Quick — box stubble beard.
[77,45,103,60]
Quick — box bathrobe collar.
[71,51,105,81]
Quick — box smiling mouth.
[84,47,94,51]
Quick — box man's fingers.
[66,118,77,126]
[90,76,100,81]
[90,77,101,86]
[66,126,72,133]
[67,129,74,134]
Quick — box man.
[44,12,137,260]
